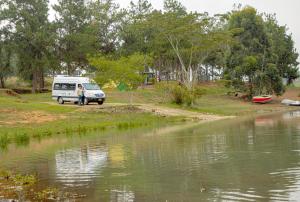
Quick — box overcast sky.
[50,0,300,57]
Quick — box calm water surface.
[2,111,300,201]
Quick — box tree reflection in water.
[55,145,108,187]
[110,186,135,202]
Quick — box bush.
[171,85,186,105]
[170,85,205,106]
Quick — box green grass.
[0,95,74,113]
[0,91,182,149]
[0,81,294,147]
[104,82,294,116]
[105,83,255,116]
[105,87,168,104]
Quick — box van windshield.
[82,83,100,90]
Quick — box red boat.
[252,95,272,104]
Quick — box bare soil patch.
[78,102,234,122]
[0,89,20,98]
[136,104,234,121]
[277,88,300,101]
[0,109,65,125]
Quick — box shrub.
[171,85,186,105]
[170,85,205,106]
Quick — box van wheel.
[84,98,89,105]
[58,97,64,104]
[98,101,104,105]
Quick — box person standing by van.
[77,84,84,105]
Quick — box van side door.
[69,83,77,99]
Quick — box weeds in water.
[77,125,88,136]
[100,126,107,131]
[35,187,59,201]
[0,170,83,201]
[117,122,147,130]
[32,132,42,141]
[15,133,30,147]
[0,170,11,179]
[13,174,36,186]
[43,130,52,137]
[117,122,129,130]
[65,128,73,136]
[0,134,10,151]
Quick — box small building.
[143,67,156,85]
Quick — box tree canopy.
[225,6,299,96]
[0,0,298,96]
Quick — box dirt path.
[44,101,234,122]
[136,104,234,121]
[66,102,234,122]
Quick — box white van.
[52,76,106,105]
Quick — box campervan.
[52,76,106,105]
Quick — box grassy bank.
[106,82,297,116]
[0,90,183,149]
[0,82,298,142]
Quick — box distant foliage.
[88,53,152,90]
[0,0,298,96]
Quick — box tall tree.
[1,0,55,92]
[225,6,299,96]
[0,28,13,88]
[119,0,154,56]
[264,14,299,85]
[147,6,233,89]
[88,0,124,55]
[163,0,186,14]
[53,0,95,74]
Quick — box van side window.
[69,84,76,90]
[54,83,61,90]
[54,83,76,91]
[61,84,68,90]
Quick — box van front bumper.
[86,97,106,102]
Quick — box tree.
[225,6,299,96]
[88,0,124,55]
[264,14,299,85]
[89,53,151,104]
[1,0,55,92]
[0,29,13,88]
[147,7,233,89]
[118,0,154,56]
[53,0,96,74]
[88,53,150,88]
[163,0,186,14]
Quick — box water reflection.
[283,110,300,120]
[110,186,135,202]
[3,112,300,201]
[55,145,107,187]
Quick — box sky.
[50,0,300,57]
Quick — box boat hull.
[252,96,272,104]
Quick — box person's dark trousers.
[78,96,83,105]
[81,96,85,105]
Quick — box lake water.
[2,111,300,201]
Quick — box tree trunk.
[38,69,44,91]
[0,76,5,88]
[249,77,254,97]
[67,63,71,76]
[32,71,38,93]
